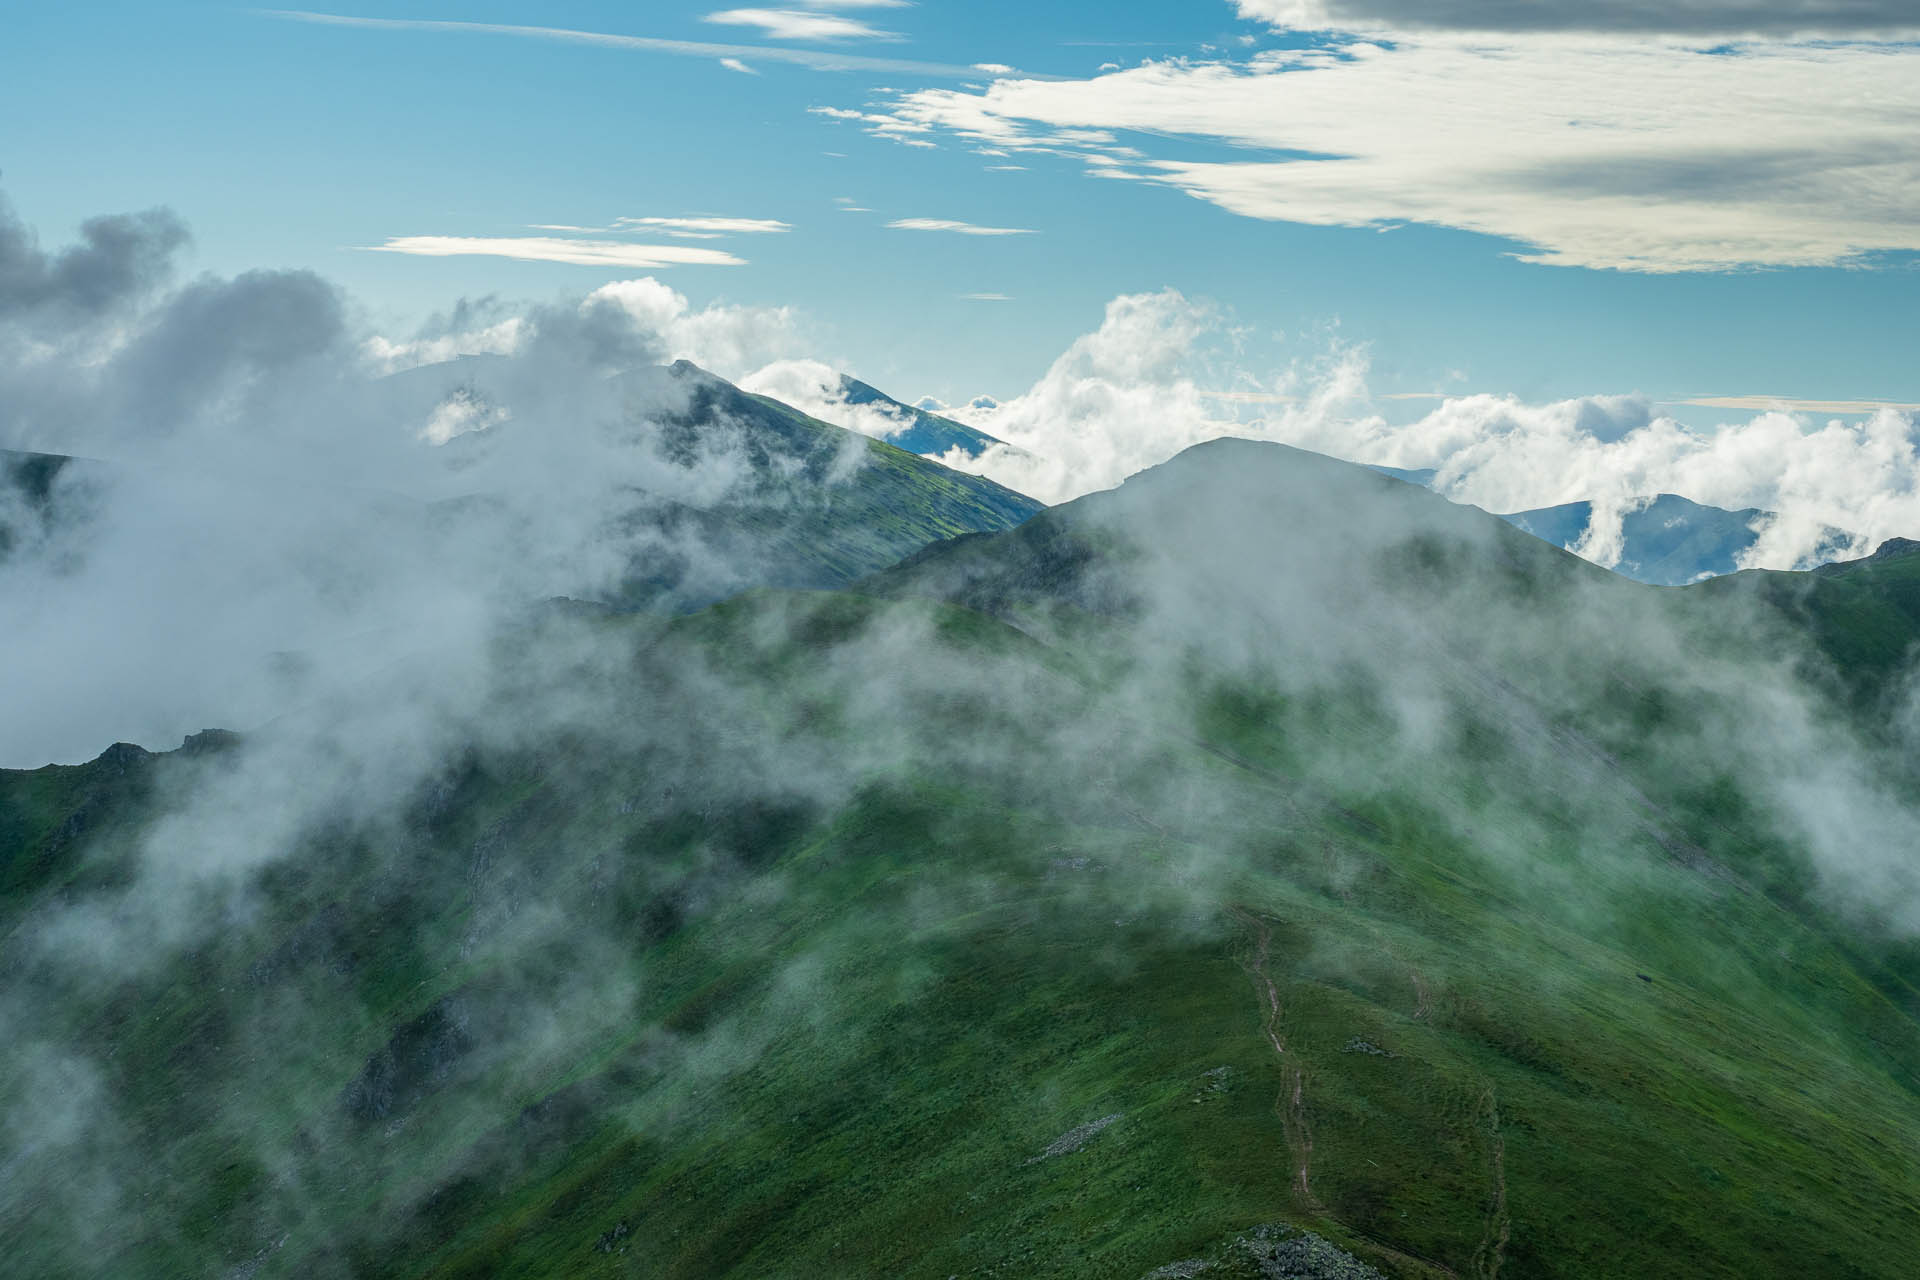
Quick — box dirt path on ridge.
[1230,907,1325,1215]
[1228,908,1492,1280]
[1469,1085,1511,1280]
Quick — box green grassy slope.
[1686,538,1920,717]
[4,441,1919,1279]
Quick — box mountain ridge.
[5,436,1919,1278]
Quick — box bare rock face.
[341,996,478,1124]
[95,741,151,773]
[1143,1224,1389,1280]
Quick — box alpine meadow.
[5,3,1920,1279]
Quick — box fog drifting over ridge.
[4,191,1919,766]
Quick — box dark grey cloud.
[1,265,349,456]
[1258,0,1920,36]
[519,289,668,375]
[1509,144,1905,202]
[103,270,348,433]
[0,197,188,322]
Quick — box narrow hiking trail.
[1471,1085,1511,1280]
[1231,908,1511,1280]
[1231,906,1325,1216]
[1409,967,1434,1023]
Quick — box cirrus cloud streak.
[886,218,1036,236]
[703,8,900,42]
[258,9,1039,80]
[367,236,747,269]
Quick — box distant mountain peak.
[834,374,1013,461]
[1869,535,1920,561]
[1368,464,1862,585]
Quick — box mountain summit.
[833,374,1009,460]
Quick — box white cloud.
[886,218,1036,236]
[703,8,899,41]
[719,56,759,74]
[587,277,803,380]
[809,102,951,148]
[367,236,747,269]
[863,35,1920,271]
[361,316,528,375]
[928,289,1229,503]
[1676,396,1920,415]
[418,386,510,445]
[614,216,792,234]
[1318,393,1920,571]
[1358,395,1920,569]
[1200,388,1298,405]
[522,216,789,238]
[739,358,915,440]
[265,10,1024,80]
[961,293,1013,301]
[365,277,808,381]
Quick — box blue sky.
[4,0,1919,412]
